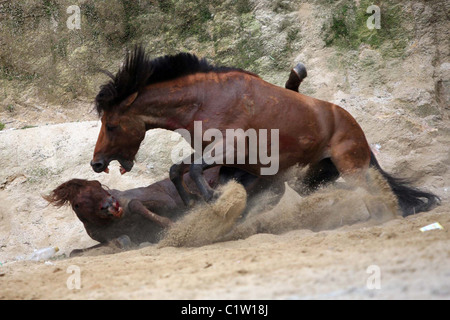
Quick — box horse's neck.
[135,71,256,131]
[136,75,207,130]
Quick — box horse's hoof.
[112,235,133,249]
[205,190,221,203]
[185,193,202,207]
[203,190,220,203]
[69,249,84,258]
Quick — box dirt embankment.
[0,0,449,299]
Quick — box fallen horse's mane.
[43,179,100,207]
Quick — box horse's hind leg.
[299,158,340,194]
[351,170,400,223]
[330,142,399,223]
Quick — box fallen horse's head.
[44,179,124,226]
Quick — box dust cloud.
[158,180,247,247]
[158,167,400,247]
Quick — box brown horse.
[91,46,439,218]
[45,167,229,256]
[169,61,307,206]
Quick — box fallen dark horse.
[45,167,224,256]
[45,64,307,256]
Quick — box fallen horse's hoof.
[111,235,133,249]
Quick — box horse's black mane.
[95,45,251,115]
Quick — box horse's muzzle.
[100,195,124,218]
[91,159,107,173]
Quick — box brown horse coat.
[91,47,439,217]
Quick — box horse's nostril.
[90,160,106,172]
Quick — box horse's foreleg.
[70,243,107,257]
[128,199,174,228]
[170,161,199,207]
[69,235,134,257]
[189,159,218,202]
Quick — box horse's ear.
[123,92,138,108]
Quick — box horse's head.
[91,46,156,175]
[44,179,124,225]
[91,92,147,174]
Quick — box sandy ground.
[0,206,449,300]
[0,118,449,300]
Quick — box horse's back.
[251,78,337,139]
[258,79,369,143]
[255,77,371,164]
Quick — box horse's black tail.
[285,62,307,92]
[369,151,440,217]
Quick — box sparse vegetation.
[0,0,414,109]
[20,125,38,130]
[26,167,61,184]
[322,0,411,57]
[0,0,293,106]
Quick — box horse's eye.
[106,125,118,132]
[74,204,80,209]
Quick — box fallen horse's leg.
[69,235,133,257]
[128,199,174,228]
